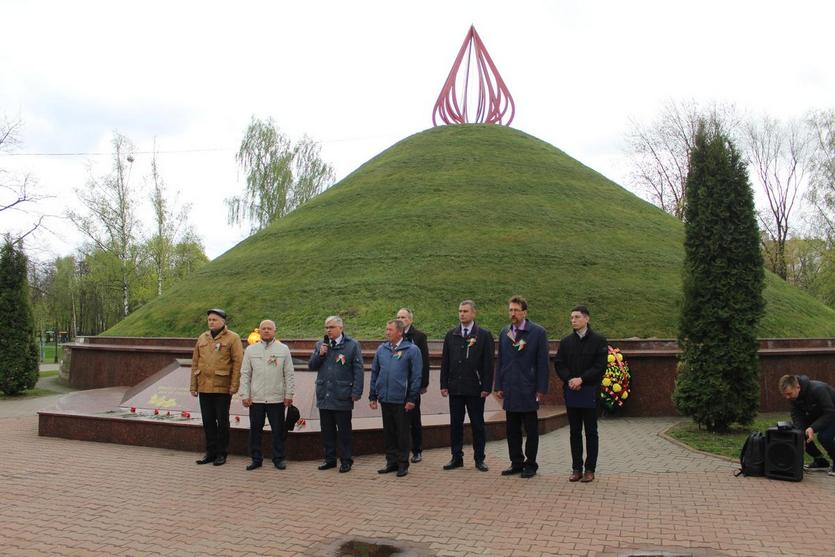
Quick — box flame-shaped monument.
[432,25,515,126]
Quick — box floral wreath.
[600,346,631,410]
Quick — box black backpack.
[735,431,766,477]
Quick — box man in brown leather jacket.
[191,308,244,466]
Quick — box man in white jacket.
[239,319,295,470]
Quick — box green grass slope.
[106,125,835,339]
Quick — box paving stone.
[1,412,834,556]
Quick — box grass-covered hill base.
[106,125,835,339]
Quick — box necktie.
[463,328,469,337]
[330,339,337,348]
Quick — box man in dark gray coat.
[440,300,495,471]
[494,296,549,478]
[780,374,835,475]
[309,316,364,473]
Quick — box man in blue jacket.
[494,296,549,478]
[369,319,423,477]
[309,316,364,474]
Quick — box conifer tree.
[0,238,40,395]
[673,124,765,432]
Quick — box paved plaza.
[2,397,834,557]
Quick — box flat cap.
[207,308,227,320]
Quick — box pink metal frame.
[432,25,515,126]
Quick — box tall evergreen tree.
[673,124,765,432]
[0,238,39,395]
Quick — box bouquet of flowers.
[600,346,630,411]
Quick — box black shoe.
[212,455,227,466]
[521,467,536,478]
[195,455,215,465]
[475,460,489,472]
[246,461,262,471]
[274,460,287,470]
[318,461,337,470]
[501,466,523,476]
[396,466,409,477]
[443,458,464,470]
[411,452,423,463]
[378,464,398,474]
[804,458,831,472]
[339,463,352,473]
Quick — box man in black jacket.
[554,305,608,483]
[440,300,495,472]
[397,308,431,463]
[779,374,835,475]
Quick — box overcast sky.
[2,0,833,260]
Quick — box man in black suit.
[440,300,495,471]
[554,305,608,483]
[397,307,430,463]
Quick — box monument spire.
[432,25,515,126]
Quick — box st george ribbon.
[432,25,515,126]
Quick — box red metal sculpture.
[432,25,515,126]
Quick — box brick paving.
[1,405,834,557]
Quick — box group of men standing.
[189,298,609,482]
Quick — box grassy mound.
[106,125,835,339]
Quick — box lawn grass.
[666,412,812,463]
[38,344,61,363]
[105,125,835,339]
[39,370,59,378]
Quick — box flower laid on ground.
[600,346,631,411]
[234,415,240,423]
[130,406,136,413]
[295,418,307,431]
[181,410,191,419]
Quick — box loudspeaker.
[765,426,804,482]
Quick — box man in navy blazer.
[554,305,608,483]
[494,295,550,478]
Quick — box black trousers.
[506,410,539,470]
[199,393,232,457]
[449,395,486,461]
[320,408,353,465]
[567,406,599,472]
[409,393,423,454]
[248,403,286,464]
[381,402,411,467]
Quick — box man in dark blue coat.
[369,319,423,477]
[309,315,364,473]
[494,296,549,478]
[440,300,495,472]
[555,305,608,483]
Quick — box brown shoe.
[569,471,582,482]
[580,471,595,483]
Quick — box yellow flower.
[621,391,629,399]
[602,378,612,387]
[612,383,622,393]
[616,353,623,362]
[607,354,615,363]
